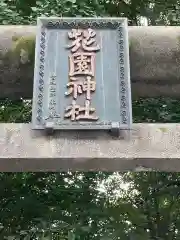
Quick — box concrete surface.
[0,26,180,99]
[0,123,180,171]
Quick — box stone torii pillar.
[0,26,180,172]
[0,26,180,99]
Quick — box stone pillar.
[0,26,180,99]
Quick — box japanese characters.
[64,28,100,121]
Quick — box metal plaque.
[32,17,132,131]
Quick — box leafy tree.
[2,0,180,26]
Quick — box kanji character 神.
[65,76,96,100]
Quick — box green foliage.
[0,99,31,123]
[28,0,106,23]
[0,0,29,24]
[0,97,179,239]
[1,0,180,25]
[1,172,180,239]
[133,98,180,123]
[1,98,180,123]
[0,172,110,239]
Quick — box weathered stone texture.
[129,26,180,98]
[0,123,180,171]
[0,26,180,99]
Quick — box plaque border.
[32,17,132,130]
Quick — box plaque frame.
[32,17,132,132]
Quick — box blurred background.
[1,0,180,26]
